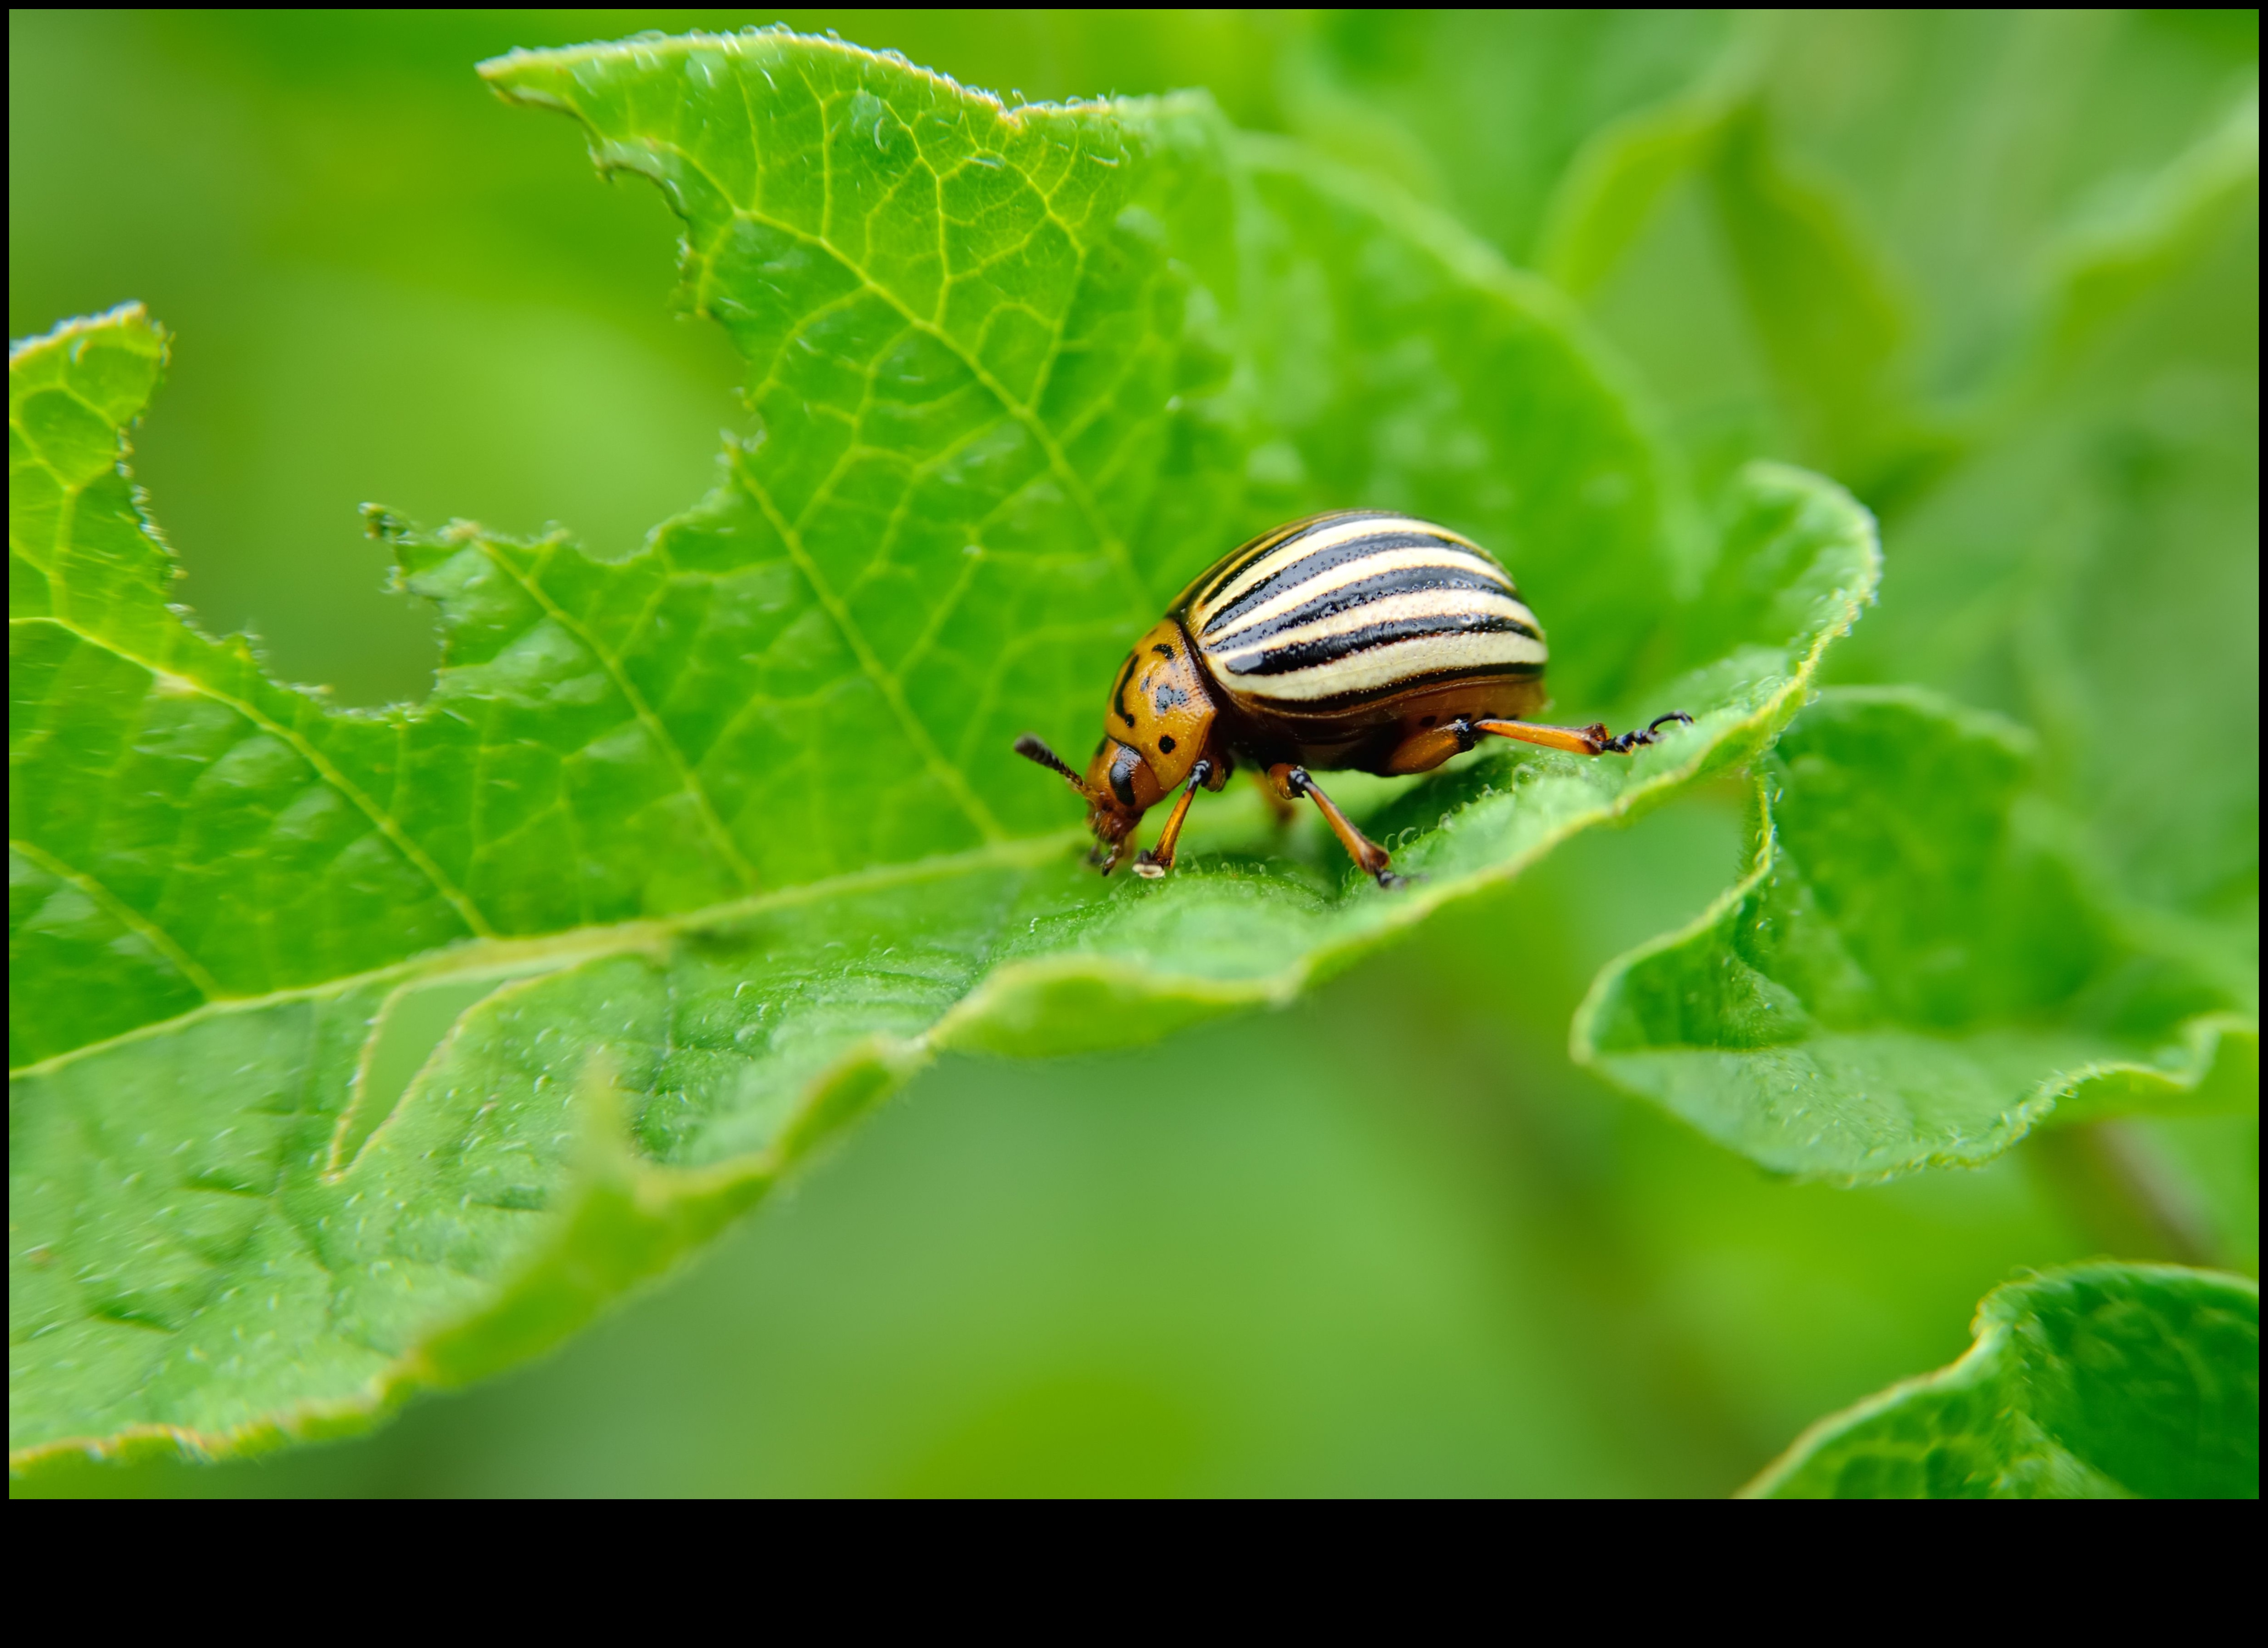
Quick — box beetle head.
[1013,621,1217,875]
[1010,732,1160,874]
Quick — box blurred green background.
[10,9,2257,1496]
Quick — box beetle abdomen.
[1182,512,1545,709]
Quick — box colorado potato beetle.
[1014,510,1691,885]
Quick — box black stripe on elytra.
[1107,742,1144,807]
[1199,530,1507,638]
[1238,657,1545,713]
[1209,563,1534,652]
[1223,610,1537,677]
[1111,651,1139,729]
[1187,512,1397,612]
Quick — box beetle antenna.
[1013,734,1088,793]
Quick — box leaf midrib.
[16,483,1874,1082]
[9,827,1084,1081]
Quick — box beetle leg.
[1270,763,1402,889]
[1379,718,1480,774]
[1134,759,1213,879]
[1470,711,1693,757]
[1250,765,1299,827]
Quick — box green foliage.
[1310,11,2258,1191]
[1746,1262,2258,1498]
[1577,689,2256,1181]
[7,13,2257,1497]
[1283,10,1734,265]
[1537,16,2260,925]
[9,31,1875,1469]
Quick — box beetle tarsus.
[1465,713,1693,758]
[1598,710,1695,755]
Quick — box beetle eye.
[1158,735,1177,754]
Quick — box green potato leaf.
[1575,688,2257,1181]
[1835,94,2259,926]
[1745,1261,2259,1498]
[1557,94,1936,509]
[1279,9,1734,266]
[1527,22,2260,939]
[8,30,1878,1470]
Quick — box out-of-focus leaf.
[1535,77,1732,300]
[1744,1261,2258,1498]
[1835,100,2259,921]
[1697,104,1933,503]
[8,31,1879,1470]
[1281,10,1734,266]
[1544,85,1950,509]
[1547,19,2260,894]
[2037,92,2261,371]
[1282,14,1944,503]
[1575,689,2256,1181]
[1758,11,2258,399]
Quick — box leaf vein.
[487,543,760,893]
[656,129,1153,612]
[9,835,225,1002]
[731,462,1006,841]
[9,829,1082,1081]
[10,615,496,939]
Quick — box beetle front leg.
[1467,711,1693,757]
[1269,763,1402,889]
[1134,760,1213,879]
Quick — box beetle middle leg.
[1134,760,1213,879]
[1251,766,1299,827]
[1269,763,1402,888]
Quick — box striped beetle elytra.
[1015,511,1692,886]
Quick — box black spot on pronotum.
[1153,642,1175,657]
[1112,652,1139,728]
[1107,742,1143,808]
[1158,735,1177,754]
[1153,684,1188,714]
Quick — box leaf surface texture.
[8,32,1876,1464]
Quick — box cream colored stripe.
[1194,515,1442,624]
[1234,630,1551,703]
[1227,630,1550,702]
[1214,588,1536,663]
[1204,544,1519,646]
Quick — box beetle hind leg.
[1462,710,1694,758]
